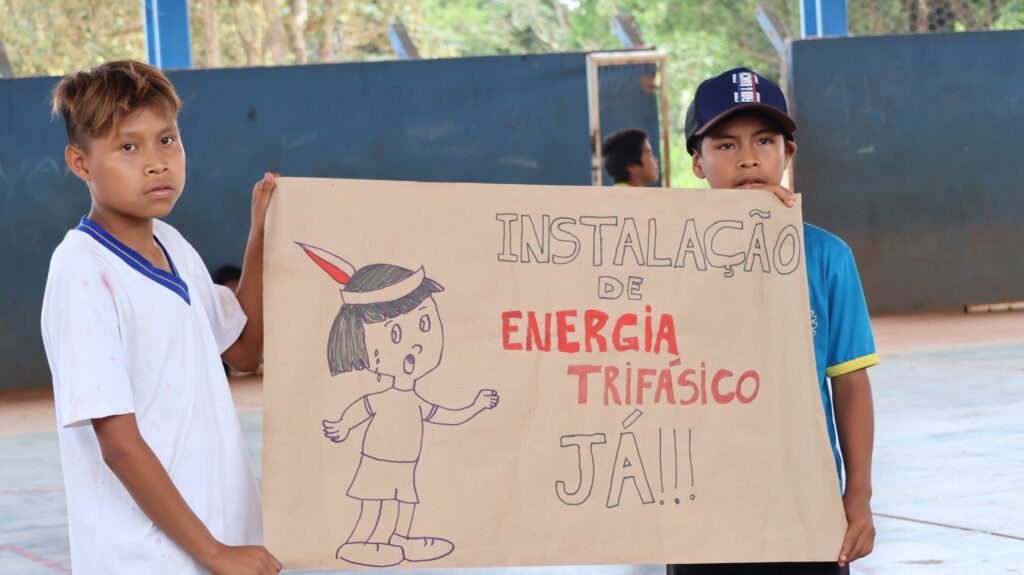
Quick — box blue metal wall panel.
[0,52,659,388]
[789,31,1024,314]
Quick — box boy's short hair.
[213,264,243,286]
[684,67,795,156]
[601,129,649,183]
[50,60,181,148]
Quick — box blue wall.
[789,31,1024,314]
[0,53,661,388]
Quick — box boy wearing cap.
[668,68,878,575]
[601,128,661,187]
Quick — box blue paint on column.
[142,0,192,69]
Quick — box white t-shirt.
[40,217,262,574]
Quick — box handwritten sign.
[263,178,845,570]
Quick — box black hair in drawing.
[328,264,444,376]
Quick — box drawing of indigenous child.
[298,243,499,567]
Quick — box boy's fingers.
[838,529,857,565]
[855,530,870,559]
[840,523,871,565]
[764,184,795,207]
[854,527,875,561]
[261,548,282,572]
[256,172,276,194]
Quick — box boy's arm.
[222,173,277,372]
[93,413,281,574]
[832,368,876,567]
[429,389,499,425]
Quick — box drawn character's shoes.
[336,541,404,567]
[390,534,454,562]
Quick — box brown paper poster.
[262,178,846,570]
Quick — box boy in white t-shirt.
[41,60,281,575]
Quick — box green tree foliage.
[1,0,1019,182]
[0,0,144,77]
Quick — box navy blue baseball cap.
[684,67,796,155]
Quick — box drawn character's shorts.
[347,454,419,503]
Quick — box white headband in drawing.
[340,268,425,305]
[296,241,425,306]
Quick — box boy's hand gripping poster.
[263,178,847,570]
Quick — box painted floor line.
[0,485,65,495]
[883,357,1024,373]
[874,513,1024,542]
[0,544,71,573]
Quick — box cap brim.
[693,103,797,139]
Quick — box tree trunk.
[0,42,15,78]
[288,0,309,64]
[316,0,338,62]
[262,0,289,64]
[201,0,222,68]
[228,0,260,66]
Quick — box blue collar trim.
[75,216,191,305]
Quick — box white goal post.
[585,50,671,187]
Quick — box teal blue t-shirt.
[803,223,879,488]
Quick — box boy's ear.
[65,145,90,182]
[784,139,797,167]
[691,151,707,180]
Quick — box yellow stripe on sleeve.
[826,353,880,378]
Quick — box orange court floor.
[1,311,1022,574]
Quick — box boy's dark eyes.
[119,136,175,151]
[717,142,735,150]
